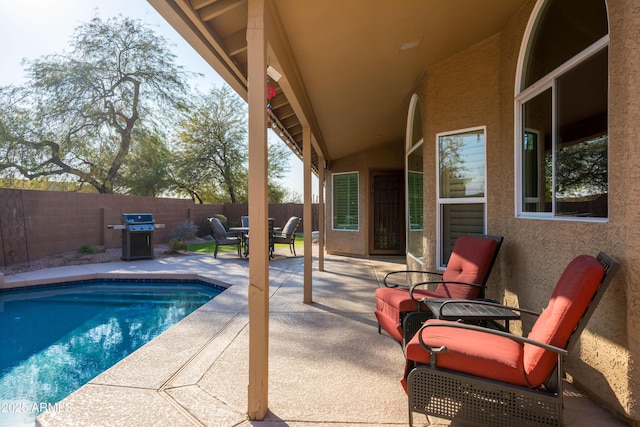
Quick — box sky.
[0,0,316,200]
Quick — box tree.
[553,135,608,198]
[0,15,191,193]
[116,129,172,197]
[266,139,292,203]
[172,85,248,203]
[171,86,294,204]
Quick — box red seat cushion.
[404,319,529,388]
[375,287,438,313]
[435,235,499,298]
[375,235,500,341]
[402,255,606,391]
[374,287,435,341]
[524,255,604,385]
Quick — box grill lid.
[122,213,155,224]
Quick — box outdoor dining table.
[228,226,250,257]
[229,223,281,258]
[425,298,520,332]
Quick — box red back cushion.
[523,255,605,386]
[435,236,499,298]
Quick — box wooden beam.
[199,0,246,21]
[223,28,248,57]
[318,153,325,271]
[246,0,269,420]
[303,126,313,304]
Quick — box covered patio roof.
[148,0,530,420]
[149,0,527,169]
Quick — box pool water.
[0,279,223,426]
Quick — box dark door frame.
[369,169,405,255]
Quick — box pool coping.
[0,253,255,426]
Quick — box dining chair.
[272,216,301,256]
[208,217,242,258]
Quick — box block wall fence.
[0,188,316,268]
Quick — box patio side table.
[425,298,520,332]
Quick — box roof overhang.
[149,0,527,171]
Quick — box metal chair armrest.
[382,270,443,288]
[417,321,568,368]
[437,298,541,319]
[408,281,483,302]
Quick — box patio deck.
[1,246,627,426]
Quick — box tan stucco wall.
[325,140,403,255]
[324,1,638,421]
[409,0,638,423]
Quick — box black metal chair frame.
[272,216,300,256]
[380,234,504,345]
[406,252,619,427]
[208,217,242,258]
[243,218,275,259]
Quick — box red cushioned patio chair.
[374,234,503,344]
[403,252,618,427]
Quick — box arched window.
[406,94,423,261]
[515,0,609,220]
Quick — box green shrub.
[78,244,98,254]
[201,214,228,236]
[167,238,188,254]
[198,218,210,237]
[171,220,198,241]
[212,214,227,228]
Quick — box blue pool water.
[0,279,223,426]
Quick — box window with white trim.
[332,172,359,231]
[406,94,423,261]
[516,0,609,220]
[437,127,486,266]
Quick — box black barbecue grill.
[120,213,155,260]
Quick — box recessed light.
[399,39,421,51]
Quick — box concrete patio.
[1,246,628,426]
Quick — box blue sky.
[0,0,315,199]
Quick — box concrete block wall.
[0,188,315,267]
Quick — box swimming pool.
[0,278,224,426]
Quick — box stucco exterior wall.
[602,0,640,421]
[325,140,404,255]
[321,1,637,421]
[418,33,502,272]
[410,0,637,423]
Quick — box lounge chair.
[404,252,619,427]
[208,217,242,258]
[374,234,503,344]
[272,216,301,256]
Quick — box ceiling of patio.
[150,0,527,170]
